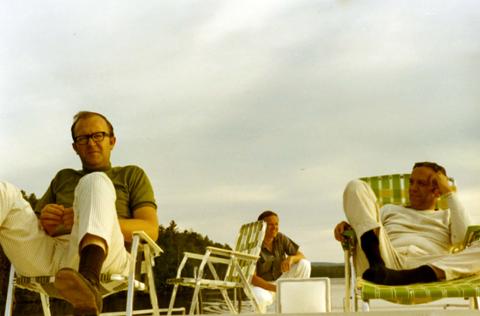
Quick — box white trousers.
[252,258,311,313]
[343,179,480,280]
[0,173,130,277]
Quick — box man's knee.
[287,259,311,279]
[0,182,21,206]
[295,258,311,278]
[252,286,274,313]
[77,172,114,190]
[344,179,368,197]
[75,172,116,202]
[0,182,31,223]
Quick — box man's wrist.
[442,191,454,199]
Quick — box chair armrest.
[206,246,260,261]
[182,251,231,265]
[463,225,480,248]
[133,231,163,256]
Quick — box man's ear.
[72,142,79,155]
[109,136,116,148]
[432,186,441,198]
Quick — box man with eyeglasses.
[334,161,480,285]
[0,111,158,315]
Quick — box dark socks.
[363,265,438,285]
[360,230,385,268]
[79,245,106,287]
[360,230,438,285]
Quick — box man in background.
[252,210,311,313]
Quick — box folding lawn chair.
[3,231,176,316]
[341,174,480,312]
[167,220,266,315]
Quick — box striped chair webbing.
[360,174,454,209]
[15,273,144,297]
[358,274,480,305]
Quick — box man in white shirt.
[334,162,478,285]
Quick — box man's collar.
[82,163,112,174]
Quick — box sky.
[1,0,480,263]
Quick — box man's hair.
[71,111,114,140]
[413,161,447,176]
[257,210,278,221]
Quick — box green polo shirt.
[35,165,157,219]
[255,232,299,281]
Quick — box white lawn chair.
[167,221,266,315]
[3,231,175,316]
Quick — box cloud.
[2,0,480,262]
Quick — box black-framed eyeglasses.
[74,131,111,145]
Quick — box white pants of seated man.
[252,259,311,313]
[344,179,480,281]
[0,173,130,278]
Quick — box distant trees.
[155,220,231,299]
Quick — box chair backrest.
[225,221,266,284]
[360,174,455,210]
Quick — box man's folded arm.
[119,204,159,242]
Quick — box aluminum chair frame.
[3,231,178,316]
[166,220,266,315]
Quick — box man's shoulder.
[109,165,151,184]
[275,232,294,244]
[111,165,145,174]
[381,203,407,212]
[47,168,83,191]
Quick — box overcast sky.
[1,0,480,262]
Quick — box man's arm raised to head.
[118,205,159,242]
[334,221,352,243]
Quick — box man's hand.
[432,172,453,196]
[62,207,74,231]
[334,221,352,242]
[281,256,294,273]
[39,204,74,236]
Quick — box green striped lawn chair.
[342,174,480,312]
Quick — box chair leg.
[144,247,160,316]
[40,293,52,316]
[219,288,237,314]
[189,285,201,315]
[4,265,15,316]
[167,284,180,316]
[125,235,140,316]
[470,296,480,309]
[361,299,370,312]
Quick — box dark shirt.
[35,165,157,219]
[255,232,299,281]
